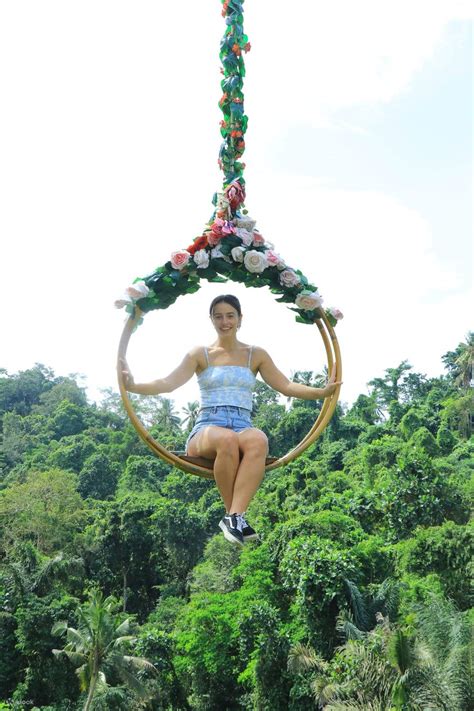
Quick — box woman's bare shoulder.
[251,346,272,365]
[187,345,207,369]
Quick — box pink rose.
[328,307,344,320]
[125,281,149,299]
[225,180,246,210]
[207,231,221,247]
[252,231,265,247]
[279,269,301,288]
[265,249,285,269]
[295,290,324,311]
[208,217,236,246]
[170,250,191,270]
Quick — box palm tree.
[52,589,156,711]
[442,332,474,389]
[288,595,473,711]
[181,401,200,432]
[154,397,181,430]
[1,542,84,603]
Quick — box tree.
[0,364,55,420]
[52,589,156,711]
[153,397,181,430]
[0,469,84,555]
[442,332,474,389]
[181,401,200,433]
[288,596,473,711]
[77,452,121,500]
[50,400,86,438]
[368,361,412,410]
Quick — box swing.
[116,0,343,479]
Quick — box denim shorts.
[185,405,253,453]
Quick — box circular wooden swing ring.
[117,307,342,479]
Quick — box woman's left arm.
[256,348,342,399]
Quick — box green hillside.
[0,335,472,710]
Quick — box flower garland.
[115,0,343,328]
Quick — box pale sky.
[1,0,472,416]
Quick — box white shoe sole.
[219,520,244,546]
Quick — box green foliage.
[408,426,440,456]
[116,454,167,496]
[52,589,156,710]
[436,423,458,454]
[379,451,467,539]
[0,469,84,555]
[13,594,79,708]
[174,592,241,707]
[0,344,471,709]
[78,452,121,500]
[279,536,360,652]
[394,521,474,608]
[50,400,85,438]
[399,408,424,439]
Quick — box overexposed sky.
[1,0,472,415]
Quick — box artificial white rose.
[194,249,210,269]
[244,250,268,274]
[295,290,324,311]
[231,246,246,262]
[328,306,344,320]
[235,216,256,232]
[235,227,253,246]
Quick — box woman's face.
[210,301,241,335]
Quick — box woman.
[121,294,341,546]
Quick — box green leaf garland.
[115,0,343,330]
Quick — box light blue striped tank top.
[197,346,256,411]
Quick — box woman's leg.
[229,429,268,514]
[187,426,240,512]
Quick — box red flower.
[232,43,241,56]
[244,42,251,53]
[186,235,208,255]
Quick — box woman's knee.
[215,429,240,457]
[240,429,269,457]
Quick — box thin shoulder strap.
[204,347,210,366]
[247,345,254,367]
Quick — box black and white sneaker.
[241,515,259,542]
[219,513,244,546]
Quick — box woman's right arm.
[120,349,200,395]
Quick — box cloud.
[246,0,471,127]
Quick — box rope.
[218,0,251,188]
